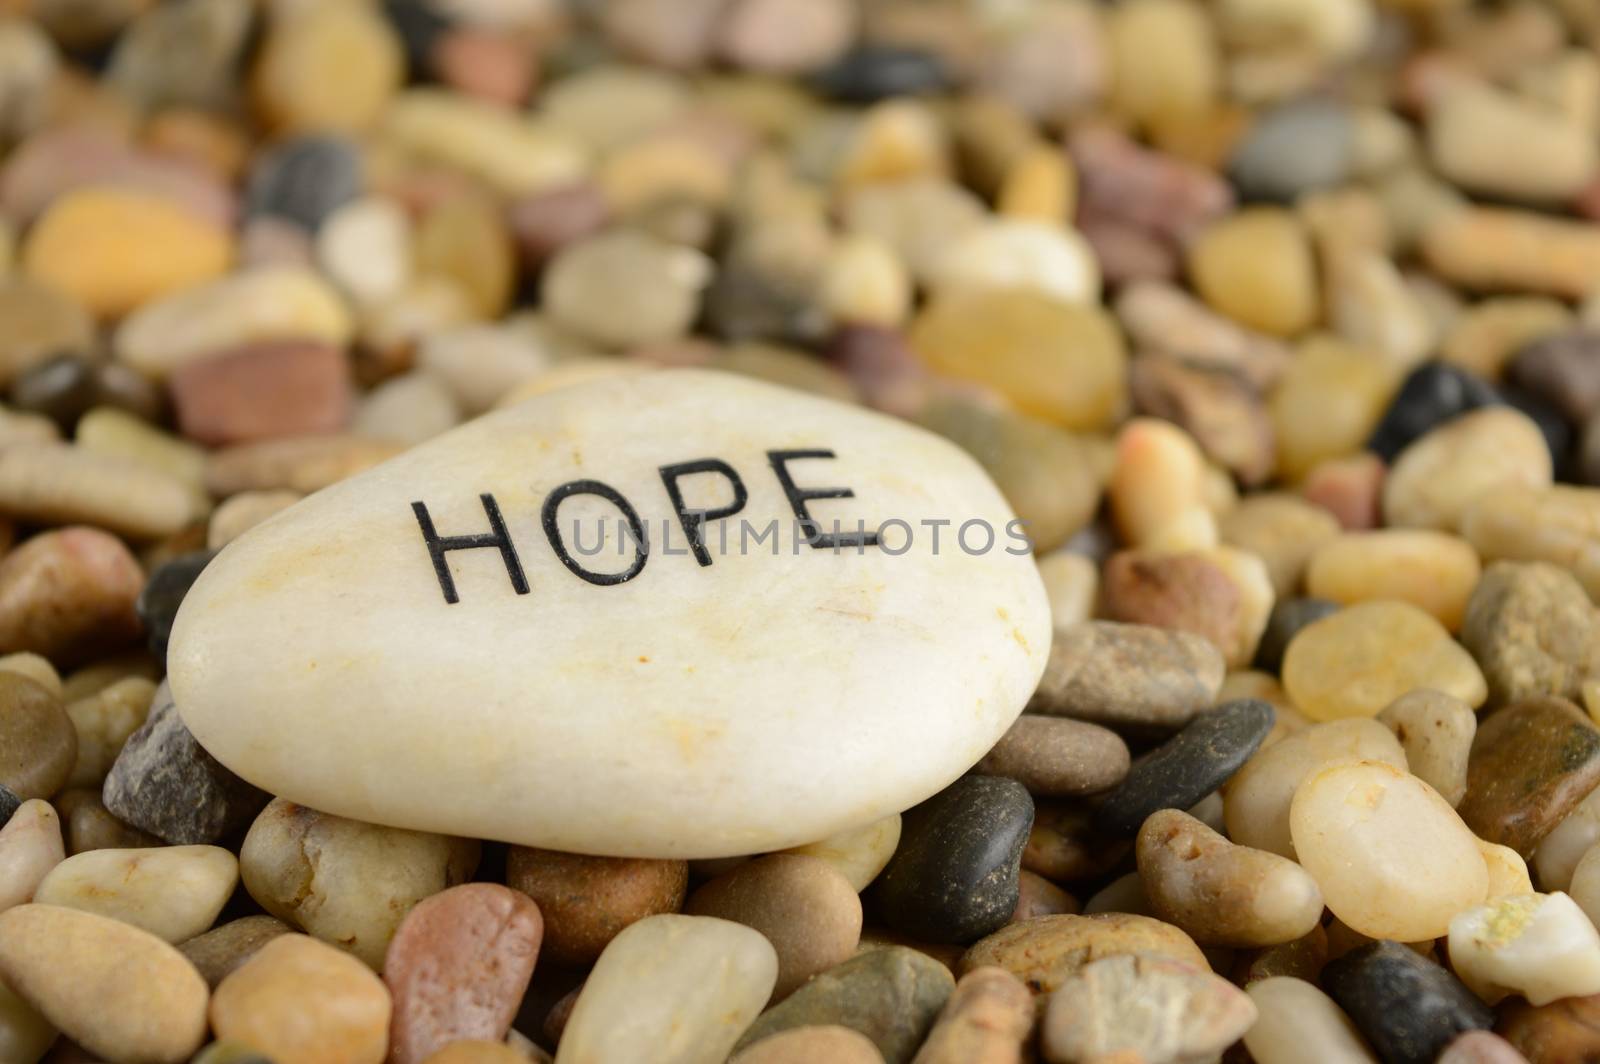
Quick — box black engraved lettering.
[766,449,879,550]
[411,494,529,605]
[658,459,749,567]
[542,479,648,586]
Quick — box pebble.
[1480,840,1536,900]
[1437,1032,1533,1064]
[384,883,543,1064]
[959,913,1208,998]
[1271,338,1398,481]
[1108,418,1208,548]
[1107,0,1220,130]
[1223,717,1406,858]
[1376,689,1476,807]
[354,372,460,446]
[731,1026,885,1064]
[1422,207,1600,300]
[1442,298,1573,382]
[505,848,687,967]
[0,443,193,540]
[1027,621,1225,733]
[173,372,1048,856]
[1291,759,1488,940]
[927,219,1100,307]
[33,844,236,942]
[1306,530,1481,631]
[1367,362,1502,463]
[0,977,55,1064]
[1216,498,1343,605]
[76,408,209,520]
[169,340,351,446]
[1460,485,1600,601]
[1103,548,1246,661]
[244,136,362,231]
[1095,699,1275,836]
[420,1043,535,1064]
[211,933,392,1064]
[240,797,479,969]
[1188,207,1318,337]
[1382,408,1552,533]
[416,324,549,415]
[732,946,952,1064]
[1041,953,1257,1064]
[555,914,775,1064]
[718,0,855,74]
[975,716,1130,797]
[1511,331,1600,427]
[1324,940,1496,1064]
[1463,562,1600,709]
[415,193,515,320]
[204,433,403,497]
[0,800,63,912]
[904,966,1029,1064]
[818,235,911,329]
[1114,281,1289,391]
[1281,600,1487,721]
[0,527,144,665]
[543,231,710,350]
[135,553,214,665]
[63,675,157,789]
[1497,991,1600,1062]
[1230,97,1355,201]
[56,787,155,853]
[22,188,232,319]
[1244,976,1377,1064]
[252,3,403,134]
[687,854,862,999]
[1255,597,1341,674]
[1131,354,1276,487]
[1429,85,1596,203]
[0,673,74,800]
[1448,892,1600,1007]
[384,91,587,198]
[177,915,292,989]
[812,47,949,104]
[1138,808,1322,948]
[1459,699,1600,857]
[779,814,900,892]
[0,280,96,387]
[910,288,1126,432]
[102,680,268,845]
[0,903,209,1064]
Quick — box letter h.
[411,494,529,605]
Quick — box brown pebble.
[0,673,75,799]
[168,340,352,446]
[1012,870,1080,923]
[1300,453,1385,531]
[430,29,537,108]
[1458,698,1600,857]
[1497,991,1600,1063]
[908,966,1032,1064]
[53,788,158,854]
[1440,1030,1533,1064]
[976,716,1130,797]
[731,1025,886,1064]
[0,527,144,666]
[685,853,862,999]
[178,915,293,989]
[505,847,687,967]
[1024,801,1129,883]
[420,1042,532,1064]
[1102,550,1242,662]
[385,883,543,1064]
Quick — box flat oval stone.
[170,370,1049,857]
[1095,699,1275,836]
[1458,698,1600,857]
[1027,621,1225,734]
[870,776,1034,944]
[959,913,1209,998]
[1323,940,1494,1064]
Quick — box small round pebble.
[505,846,687,967]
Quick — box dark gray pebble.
[102,680,269,845]
[871,775,1034,944]
[1367,361,1501,462]
[137,550,217,664]
[245,136,363,232]
[1093,699,1274,836]
[1323,940,1494,1064]
[1256,597,1340,673]
[0,783,18,828]
[811,47,950,103]
[7,355,163,429]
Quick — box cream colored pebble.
[0,979,56,1064]
[0,654,61,698]
[1479,839,1534,899]
[76,407,210,518]
[1569,841,1600,928]
[34,846,239,943]
[1307,530,1481,631]
[1460,485,1600,601]
[1035,551,1099,629]
[1536,787,1600,893]
[818,234,912,328]
[1219,493,1341,597]
[1448,892,1600,1006]
[0,443,193,539]
[1244,976,1377,1064]
[0,801,64,913]
[1110,418,1208,547]
[63,677,157,790]
[1383,408,1553,532]
[779,814,901,892]
[208,490,305,549]
[1376,689,1476,807]
[927,218,1100,306]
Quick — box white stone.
[317,197,412,308]
[1244,977,1376,1064]
[555,914,776,1064]
[354,372,462,446]
[1448,892,1600,1006]
[1036,550,1098,629]
[34,845,238,943]
[0,801,62,914]
[170,370,1050,858]
[1536,785,1600,893]
[928,219,1101,306]
[417,323,552,415]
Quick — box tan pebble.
[1110,419,1207,547]
[252,4,402,133]
[1137,809,1323,948]
[0,654,61,698]
[959,912,1208,997]
[842,178,987,284]
[0,977,56,1064]
[909,966,1031,1064]
[211,933,391,1064]
[1041,953,1255,1064]
[543,230,710,350]
[1570,841,1600,929]
[1189,208,1319,337]
[22,188,231,319]
[818,235,911,329]
[977,716,1131,797]
[1290,759,1488,940]
[415,194,515,321]
[1224,718,1407,859]
[1234,924,1329,986]
[178,915,292,989]
[1384,408,1553,533]
[1082,871,1152,917]
[416,323,549,416]
[204,435,404,496]
[599,133,732,215]
[998,146,1076,223]
[1035,551,1098,630]
[1219,494,1341,597]
[383,90,589,198]
[780,814,901,892]
[76,408,209,520]
[505,846,686,967]
[685,854,862,999]
[1271,338,1397,481]
[1281,600,1486,722]
[206,490,303,549]
[1429,85,1597,202]
[1244,976,1376,1064]
[1375,689,1476,807]
[1440,297,1572,380]
[241,798,479,969]
[63,677,156,789]
[1326,250,1435,376]
[0,443,191,539]
[0,528,143,665]
[0,673,74,800]
[0,279,95,387]
[834,99,951,188]
[317,197,412,309]
[1306,530,1481,631]
[114,266,353,380]
[1107,0,1220,130]
[731,1026,884,1064]
[1423,207,1600,299]
[1460,485,1600,601]
[1113,281,1291,391]
[34,845,235,943]
[0,903,208,1064]
[717,0,856,74]
[1478,839,1534,898]
[1027,621,1225,732]
[0,800,64,913]
[54,787,156,854]
[420,1041,531,1064]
